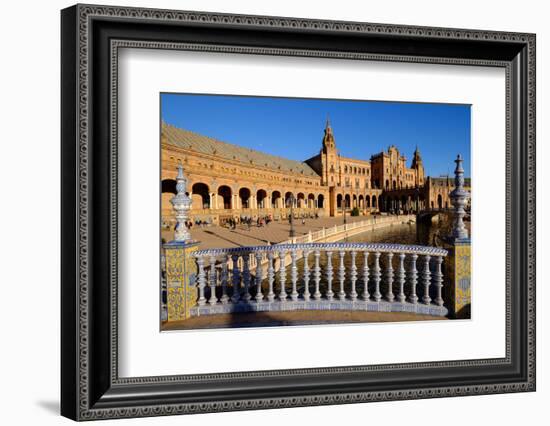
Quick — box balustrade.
[189,242,448,317]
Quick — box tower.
[411,146,425,187]
[322,116,336,151]
[320,117,339,186]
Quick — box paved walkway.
[162,310,447,330]
[162,215,407,249]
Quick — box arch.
[256,189,267,209]
[437,194,443,210]
[318,194,325,209]
[296,192,306,208]
[336,194,343,209]
[285,191,294,207]
[161,179,177,195]
[385,179,389,190]
[307,193,315,208]
[217,185,232,210]
[365,195,371,208]
[344,194,351,209]
[161,179,177,214]
[352,194,358,208]
[192,182,210,208]
[372,195,377,208]
[358,194,364,209]
[271,190,282,208]
[392,180,397,190]
[239,187,251,209]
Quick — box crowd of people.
[182,218,212,230]
[225,215,273,230]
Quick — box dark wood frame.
[61,4,536,421]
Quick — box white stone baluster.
[220,254,229,304]
[372,252,382,302]
[350,251,358,301]
[338,250,346,300]
[208,254,218,304]
[313,249,322,300]
[303,250,311,301]
[231,254,241,303]
[197,255,207,306]
[385,252,394,302]
[326,251,334,301]
[290,250,299,301]
[278,250,288,301]
[422,255,432,305]
[242,254,252,302]
[434,255,444,306]
[255,251,263,302]
[408,253,418,304]
[396,253,406,303]
[361,251,370,301]
[267,251,275,302]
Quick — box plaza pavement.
[162,215,380,249]
[162,310,447,330]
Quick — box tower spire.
[322,115,335,152]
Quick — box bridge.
[416,208,471,224]
[416,208,454,223]
[162,155,472,324]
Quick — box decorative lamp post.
[343,182,350,225]
[449,154,470,241]
[170,163,193,242]
[287,194,296,239]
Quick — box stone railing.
[187,242,448,317]
[285,215,413,245]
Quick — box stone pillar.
[163,240,200,322]
[164,164,201,323]
[444,240,471,318]
[444,154,471,318]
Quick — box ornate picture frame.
[61,4,536,420]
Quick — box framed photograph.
[61,4,536,420]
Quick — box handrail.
[194,242,447,258]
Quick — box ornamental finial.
[449,154,470,241]
[170,163,193,242]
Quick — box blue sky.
[161,93,471,177]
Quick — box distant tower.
[411,146,425,187]
[322,116,336,151]
[321,117,339,186]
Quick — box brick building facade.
[161,120,467,226]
